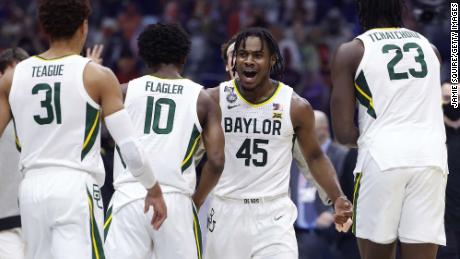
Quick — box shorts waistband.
[163,191,192,198]
[214,193,288,204]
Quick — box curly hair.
[0,47,29,73]
[137,23,191,68]
[38,0,91,40]
[231,27,284,80]
[357,0,405,31]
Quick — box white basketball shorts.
[19,167,104,259]
[204,195,298,259]
[104,191,202,259]
[353,156,447,245]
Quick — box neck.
[236,78,277,104]
[374,19,399,29]
[151,64,182,79]
[41,39,82,59]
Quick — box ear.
[80,19,88,35]
[270,55,276,67]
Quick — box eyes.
[237,51,264,60]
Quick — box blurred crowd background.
[0,1,456,259]
[0,0,451,113]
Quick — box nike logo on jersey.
[274,215,283,221]
[227,104,240,109]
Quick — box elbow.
[208,151,225,175]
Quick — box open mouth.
[243,71,257,78]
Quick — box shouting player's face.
[235,36,274,91]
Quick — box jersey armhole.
[285,85,295,135]
[79,59,100,109]
[353,37,367,80]
[193,86,203,133]
[8,61,22,106]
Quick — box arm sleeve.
[104,109,156,189]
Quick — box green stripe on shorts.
[87,188,105,259]
[352,173,362,235]
[192,204,203,259]
[104,206,113,241]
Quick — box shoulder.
[0,67,14,96]
[333,39,364,68]
[206,85,220,103]
[290,91,312,110]
[290,91,314,127]
[83,61,117,85]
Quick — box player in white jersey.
[330,0,447,259]
[203,27,352,259]
[0,0,166,258]
[0,48,28,259]
[104,23,224,259]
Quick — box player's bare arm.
[83,62,167,229]
[192,88,225,209]
[291,93,352,224]
[0,68,13,137]
[330,40,364,147]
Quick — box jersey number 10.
[32,82,62,125]
[144,96,176,134]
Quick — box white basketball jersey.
[9,55,105,184]
[113,75,202,194]
[0,122,22,218]
[213,80,294,199]
[354,28,447,172]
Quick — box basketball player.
[104,23,224,259]
[0,47,28,259]
[0,0,166,258]
[203,27,352,259]
[330,0,447,258]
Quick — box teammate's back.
[0,1,166,257]
[331,1,448,258]
[115,75,203,194]
[10,55,104,183]
[354,27,446,171]
[105,23,224,259]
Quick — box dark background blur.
[0,0,450,114]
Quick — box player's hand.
[144,182,167,230]
[86,44,104,65]
[333,196,353,225]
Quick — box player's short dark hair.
[137,23,191,68]
[231,27,284,80]
[0,48,29,73]
[38,0,91,40]
[357,0,405,31]
[220,35,237,63]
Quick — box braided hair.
[356,0,406,31]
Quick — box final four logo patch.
[224,86,237,103]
